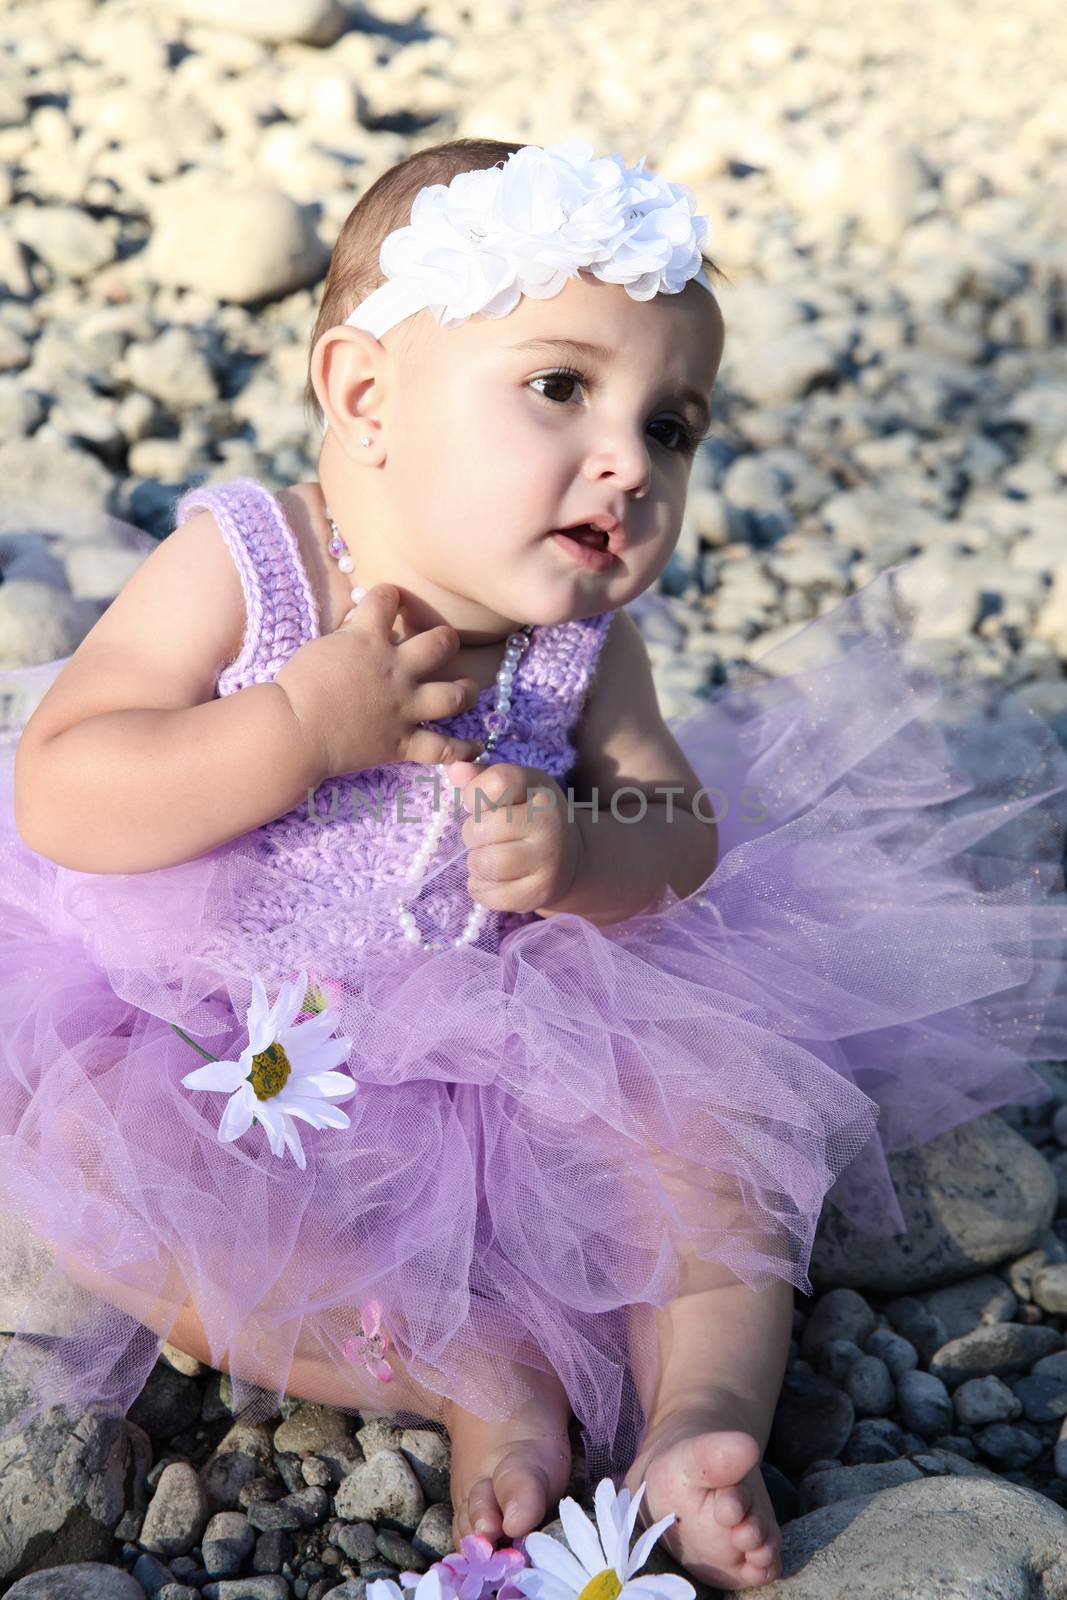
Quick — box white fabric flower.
[346,139,712,340]
[180,969,358,1170]
[509,1476,695,1600]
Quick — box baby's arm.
[14,510,325,874]
[537,609,719,925]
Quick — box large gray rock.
[755,1475,1067,1597]
[6,1564,146,1598]
[0,1343,136,1585]
[811,1115,1058,1295]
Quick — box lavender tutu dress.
[2,474,1067,1485]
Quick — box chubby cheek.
[464,404,562,520]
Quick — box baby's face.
[378,270,724,626]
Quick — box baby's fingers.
[338,583,399,632]
[411,674,483,726]
[405,726,485,768]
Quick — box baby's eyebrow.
[508,335,712,428]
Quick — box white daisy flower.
[509,1477,695,1600]
[368,1571,449,1600]
[179,969,359,1171]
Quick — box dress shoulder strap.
[174,477,319,694]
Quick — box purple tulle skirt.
[2,561,1067,1487]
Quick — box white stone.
[143,176,329,304]
[167,0,348,46]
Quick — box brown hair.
[304,136,728,427]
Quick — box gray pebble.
[1032,1263,1067,1311]
[335,1450,426,1531]
[246,1497,305,1532]
[238,1477,285,1511]
[928,1322,1063,1386]
[139,1462,210,1559]
[202,1511,257,1578]
[932,1435,980,1460]
[1009,1372,1067,1422]
[273,1402,355,1457]
[815,1337,864,1383]
[131,1553,175,1596]
[375,1529,428,1572]
[884,1297,950,1363]
[200,1582,292,1600]
[768,1367,855,1478]
[844,1354,896,1416]
[897,1369,954,1436]
[301,1456,333,1488]
[169,1560,201,1582]
[412,1502,455,1561]
[972,1423,1046,1468]
[273,1453,304,1494]
[332,1523,378,1562]
[251,1530,293,1573]
[800,1288,877,1359]
[863,1327,919,1378]
[843,1418,908,1464]
[922,1274,1017,1342]
[954,1375,1023,1426]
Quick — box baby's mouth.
[551,524,611,550]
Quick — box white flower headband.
[321,138,714,433]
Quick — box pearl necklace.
[324,507,535,951]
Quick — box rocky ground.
[1,0,1066,1594]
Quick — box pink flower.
[432,1534,529,1600]
[489,1536,531,1600]
[342,1298,395,1382]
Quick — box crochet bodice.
[175,478,617,967]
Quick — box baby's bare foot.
[445,1364,573,1550]
[623,1407,782,1590]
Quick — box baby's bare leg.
[38,1235,453,1424]
[623,1152,792,1589]
[159,1250,576,1553]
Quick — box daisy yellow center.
[249,1040,291,1101]
[302,983,327,1014]
[577,1572,623,1600]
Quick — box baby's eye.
[528,368,705,457]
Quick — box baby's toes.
[744,1534,781,1570]
[467,1476,505,1539]
[713,1480,752,1528]
[493,1464,548,1539]
[731,1511,771,1554]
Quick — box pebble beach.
[1,0,1067,1594]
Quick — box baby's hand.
[446,760,583,915]
[275,584,487,782]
